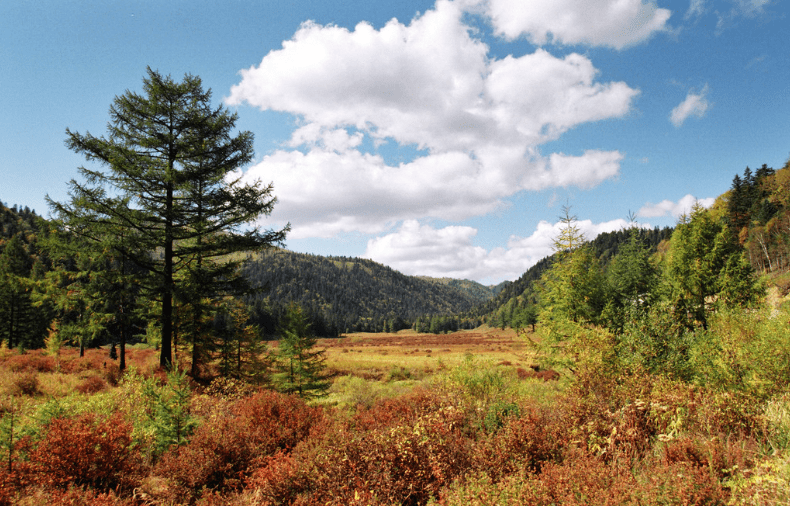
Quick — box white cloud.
[482,0,672,49]
[670,85,710,127]
[637,194,716,218]
[364,217,635,283]
[733,0,771,17]
[686,0,706,18]
[229,0,638,237]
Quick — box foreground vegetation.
[1,313,790,505]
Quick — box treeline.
[242,250,492,337]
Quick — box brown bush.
[103,362,122,386]
[5,351,55,373]
[11,371,40,396]
[15,487,137,505]
[516,367,560,381]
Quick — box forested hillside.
[724,163,790,275]
[0,202,51,350]
[242,249,492,337]
[467,225,674,329]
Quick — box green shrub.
[482,401,520,434]
[688,307,790,398]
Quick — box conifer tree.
[272,304,329,399]
[665,203,761,330]
[50,68,288,368]
[215,297,269,383]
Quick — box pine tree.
[50,68,288,368]
[271,304,329,399]
[215,297,269,383]
[665,203,761,329]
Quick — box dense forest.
[0,203,52,351]
[241,250,496,337]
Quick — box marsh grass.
[320,328,534,384]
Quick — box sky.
[2,0,789,285]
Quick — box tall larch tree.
[49,68,288,368]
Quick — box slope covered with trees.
[724,161,790,275]
[0,203,52,351]
[242,249,492,337]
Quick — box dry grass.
[319,326,535,382]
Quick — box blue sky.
[2,0,788,284]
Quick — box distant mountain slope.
[416,276,500,304]
[242,249,488,337]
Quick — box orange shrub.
[296,407,473,506]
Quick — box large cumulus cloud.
[226,0,645,238]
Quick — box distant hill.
[242,250,491,337]
[416,276,501,304]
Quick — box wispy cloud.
[686,0,706,19]
[637,194,715,218]
[670,84,710,127]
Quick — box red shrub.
[298,408,473,506]
[518,451,639,505]
[0,470,17,506]
[352,388,446,431]
[245,451,306,505]
[75,375,107,394]
[27,413,140,491]
[60,349,106,374]
[153,390,324,502]
[634,458,729,505]
[5,351,55,373]
[661,435,757,481]
[475,403,569,479]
